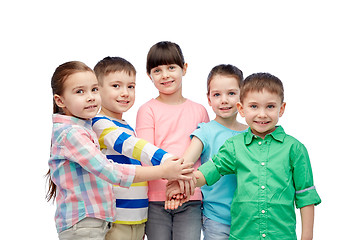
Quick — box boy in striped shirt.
[92,57,171,240]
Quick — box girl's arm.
[183,136,204,163]
[300,204,315,240]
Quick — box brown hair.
[207,64,244,94]
[240,72,284,103]
[146,41,185,74]
[94,56,136,86]
[51,61,93,113]
[46,61,93,202]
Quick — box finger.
[181,168,194,175]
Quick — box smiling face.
[148,63,187,97]
[208,75,241,122]
[237,89,286,139]
[99,71,136,120]
[54,71,101,120]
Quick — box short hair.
[207,64,244,94]
[240,72,284,103]
[94,56,136,86]
[146,41,185,74]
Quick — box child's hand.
[178,172,197,199]
[162,157,194,181]
[165,180,188,210]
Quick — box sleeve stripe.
[132,139,148,161]
[296,186,316,194]
[98,126,118,149]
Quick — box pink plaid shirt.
[48,114,136,233]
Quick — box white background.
[1,0,354,239]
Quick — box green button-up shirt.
[198,126,321,240]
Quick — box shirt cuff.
[198,160,221,186]
[295,186,322,208]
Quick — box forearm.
[183,137,203,164]
[133,165,164,183]
[300,204,315,240]
[194,170,206,187]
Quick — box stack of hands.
[165,171,197,210]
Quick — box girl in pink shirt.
[136,41,209,240]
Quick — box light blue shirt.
[191,120,246,225]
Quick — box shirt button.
[261,162,265,166]
[262,233,266,238]
[261,210,266,214]
[258,141,262,145]
[261,186,265,189]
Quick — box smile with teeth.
[255,121,270,125]
[84,105,97,110]
[161,80,174,85]
[220,107,232,110]
[117,100,129,104]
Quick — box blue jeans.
[202,215,230,240]
[145,201,202,240]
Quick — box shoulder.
[185,99,207,111]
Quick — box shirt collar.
[245,126,286,145]
[52,114,93,130]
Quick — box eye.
[92,87,99,92]
[213,93,220,97]
[153,68,160,73]
[228,92,236,96]
[250,104,257,109]
[169,65,176,70]
[128,85,135,89]
[267,104,275,109]
[112,84,119,88]
[76,89,84,94]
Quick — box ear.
[54,94,66,109]
[279,102,286,117]
[182,63,188,76]
[236,102,245,117]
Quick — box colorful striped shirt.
[92,114,173,224]
[48,114,136,233]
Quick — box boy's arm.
[133,157,194,183]
[194,170,207,187]
[93,116,172,166]
[300,204,315,240]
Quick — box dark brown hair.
[94,56,136,86]
[46,61,93,202]
[146,41,185,74]
[240,72,284,103]
[207,64,244,94]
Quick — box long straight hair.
[45,61,93,202]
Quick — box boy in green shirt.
[192,73,321,240]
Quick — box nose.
[120,87,129,97]
[221,94,228,104]
[257,109,267,118]
[87,91,95,102]
[162,69,169,79]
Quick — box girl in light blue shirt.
[167,64,248,240]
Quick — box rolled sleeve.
[295,186,321,208]
[292,143,321,208]
[198,160,221,186]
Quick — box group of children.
[46,41,321,240]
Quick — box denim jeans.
[58,217,111,240]
[145,201,202,240]
[202,215,230,240]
